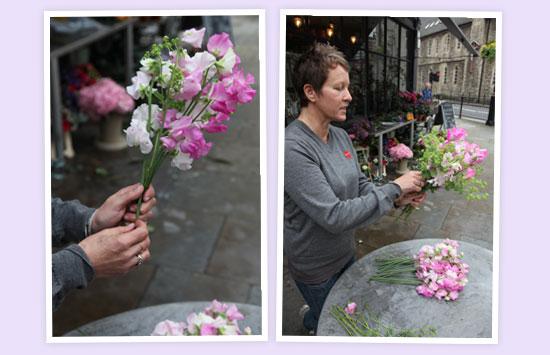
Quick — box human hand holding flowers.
[393,170,424,194]
[400,127,489,218]
[91,183,156,233]
[124,30,256,218]
[395,191,426,208]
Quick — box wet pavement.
[282,119,496,335]
[52,16,261,336]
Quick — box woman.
[284,43,425,334]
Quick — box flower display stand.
[96,114,127,151]
[395,159,409,175]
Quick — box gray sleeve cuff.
[52,244,95,310]
[51,198,96,245]
[382,182,402,200]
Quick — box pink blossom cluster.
[415,239,469,301]
[344,302,357,315]
[125,28,256,171]
[79,78,135,121]
[427,128,489,187]
[151,300,252,336]
[389,143,413,161]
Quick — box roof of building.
[419,17,472,38]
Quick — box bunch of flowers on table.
[415,239,469,301]
[151,300,252,336]
[369,239,469,302]
[400,127,489,219]
[78,78,135,121]
[124,29,256,217]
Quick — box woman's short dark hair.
[292,42,350,108]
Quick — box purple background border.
[1,0,546,353]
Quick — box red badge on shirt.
[343,150,352,159]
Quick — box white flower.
[216,47,236,75]
[186,51,216,75]
[126,71,152,99]
[171,152,193,171]
[124,103,160,154]
[139,58,156,74]
[222,324,240,335]
[132,103,161,130]
[179,27,206,48]
[125,121,152,154]
[158,61,173,88]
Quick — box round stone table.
[317,239,492,338]
[64,302,261,336]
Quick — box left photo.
[46,12,264,338]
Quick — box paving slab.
[139,266,251,307]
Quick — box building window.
[456,38,461,50]
[446,34,450,50]
[453,66,459,84]
[444,66,448,83]
[428,39,432,56]
[435,38,439,54]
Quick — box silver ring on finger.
[136,253,144,266]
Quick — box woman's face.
[316,64,352,122]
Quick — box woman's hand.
[393,171,424,195]
[395,192,427,208]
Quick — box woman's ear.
[303,84,317,103]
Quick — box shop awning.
[439,17,480,57]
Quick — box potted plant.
[78,78,135,151]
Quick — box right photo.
[280,11,500,340]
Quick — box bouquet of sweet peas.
[401,127,489,219]
[124,28,256,217]
[151,300,252,336]
[369,239,469,302]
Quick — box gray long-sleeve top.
[284,120,401,284]
[52,198,95,310]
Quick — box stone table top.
[64,302,261,336]
[317,239,492,338]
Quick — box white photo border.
[276,8,502,344]
[44,9,267,343]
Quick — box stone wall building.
[417,18,496,104]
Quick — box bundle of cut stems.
[369,256,420,286]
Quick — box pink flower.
[202,112,230,133]
[434,289,448,300]
[151,320,186,336]
[176,70,203,101]
[226,304,245,322]
[446,127,467,141]
[80,78,135,120]
[200,323,218,335]
[389,143,413,161]
[465,167,476,179]
[207,32,233,57]
[416,284,435,298]
[206,299,229,315]
[224,69,256,104]
[179,133,212,159]
[344,302,357,315]
[180,27,206,48]
[210,82,237,115]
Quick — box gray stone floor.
[282,118,495,335]
[52,16,261,336]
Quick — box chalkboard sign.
[433,102,456,129]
